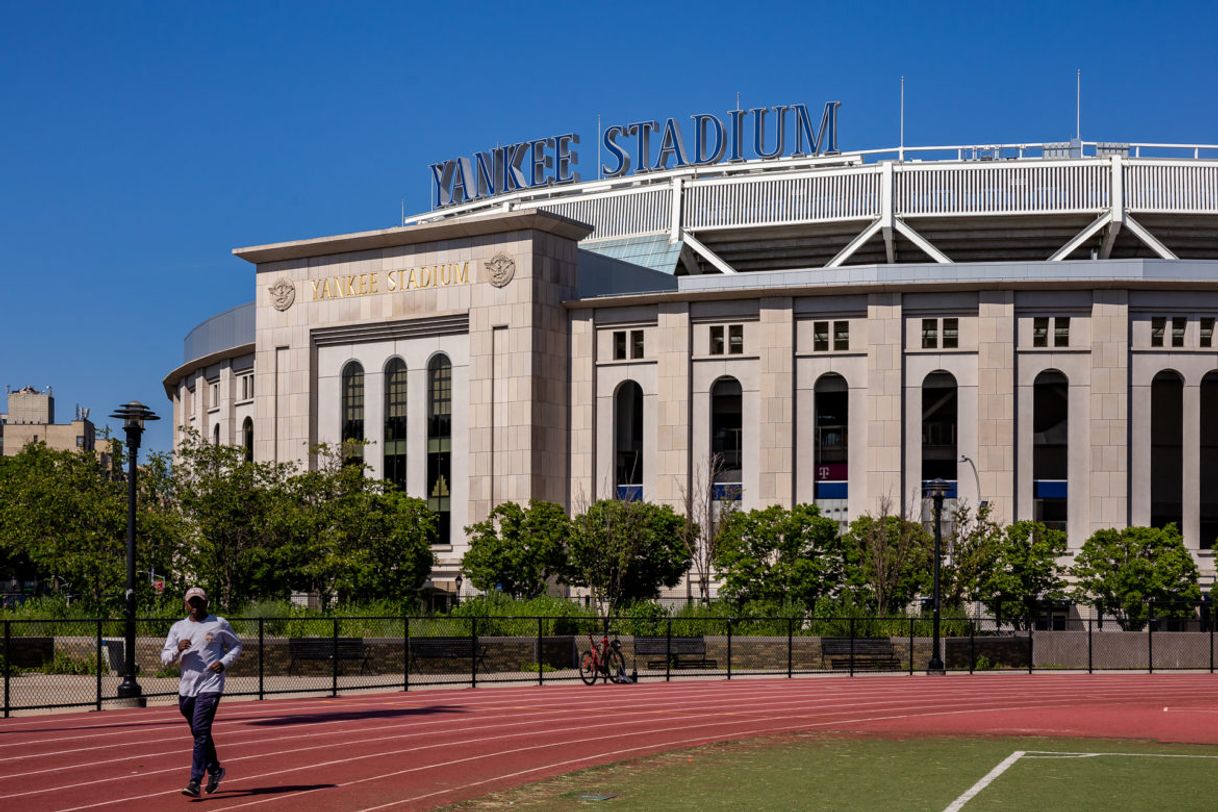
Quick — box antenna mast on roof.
[899,76,905,162]
[1076,68,1081,141]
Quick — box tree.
[943,501,1004,608]
[565,499,691,615]
[714,503,848,612]
[1071,524,1201,630]
[276,444,434,609]
[0,443,127,611]
[973,521,1068,628]
[844,500,933,614]
[173,433,297,609]
[462,500,569,598]
[678,454,738,605]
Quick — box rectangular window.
[209,382,219,408]
[1172,316,1186,347]
[1202,317,1215,348]
[631,329,644,359]
[1033,317,1049,348]
[813,321,829,352]
[75,435,84,448]
[613,331,627,360]
[241,374,255,400]
[710,325,725,355]
[1054,317,1070,348]
[833,320,849,352]
[921,318,938,349]
[1151,316,1166,347]
[942,318,959,349]
[728,324,744,355]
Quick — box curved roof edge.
[183,301,255,364]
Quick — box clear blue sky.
[2,1,1216,453]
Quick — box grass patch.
[442,735,1218,811]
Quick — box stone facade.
[164,210,1218,590]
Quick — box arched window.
[341,361,365,465]
[427,354,452,545]
[1033,370,1068,532]
[922,371,957,497]
[212,424,220,446]
[814,373,848,502]
[242,417,253,462]
[711,377,743,500]
[1201,372,1218,550]
[384,358,408,490]
[614,381,644,501]
[1151,370,1183,530]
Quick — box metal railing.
[3,611,1214,716]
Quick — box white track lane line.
[8,676,1188,778]
[1,684,866,781]
[942,751,1026,812]
[9,678,1208,784]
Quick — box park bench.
[408,637,488,674]
[633,636,716,670]
[820,637,901,671]
[287,637,369,675]
[5,636,53,669]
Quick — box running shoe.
[182,781,201,797]
[205,766,226,794]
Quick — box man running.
[161,586,243,797]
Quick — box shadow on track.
[245,704,465,726]
[191,783,337,801]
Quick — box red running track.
[2,674,1217,811]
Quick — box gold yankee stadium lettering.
[309,262,469,301]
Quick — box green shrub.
[39,651,94,675]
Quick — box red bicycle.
[579,629,627,685]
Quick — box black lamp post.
[454,572,463,607]
[925,477,947,674]
[109,401,159,703]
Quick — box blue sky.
[2,1,1216,452]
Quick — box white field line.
[1024,750,1218,759]
[943,751,1026,812]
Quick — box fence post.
[95,619,103,712]
[537,617,544,687]
[969,620,976,674]
[726,617,733,680]
[908,617,914,676]
[404,616,411,692]
[1147,602,1154,674]
[331,617,339,698]
[3,619,9,718]
[1087,617,1093,674]
[471,616,478,689]
[1210,610,1214,674]
[258,618,265,702]
[787,616,793,679]
[1027,620,1034,674]
[665,617,672,683]
[848,617,855,677]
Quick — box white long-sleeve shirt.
[160,615,243,697]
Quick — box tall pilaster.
[976,291,1016,523]
[757,297,794,507]
[865,293,904,513]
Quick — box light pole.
[454,572,463,607]
[109,401,159,704]
[925,477,947,674]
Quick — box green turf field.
[446,735,1218,811]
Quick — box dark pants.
[179,693,222,783]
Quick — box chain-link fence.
[4,610,1215,715]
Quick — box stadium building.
[163,102,1218,598]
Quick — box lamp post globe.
[925,477,948,675]
[109,401,160,704]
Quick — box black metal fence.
[3,613,1215,716]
